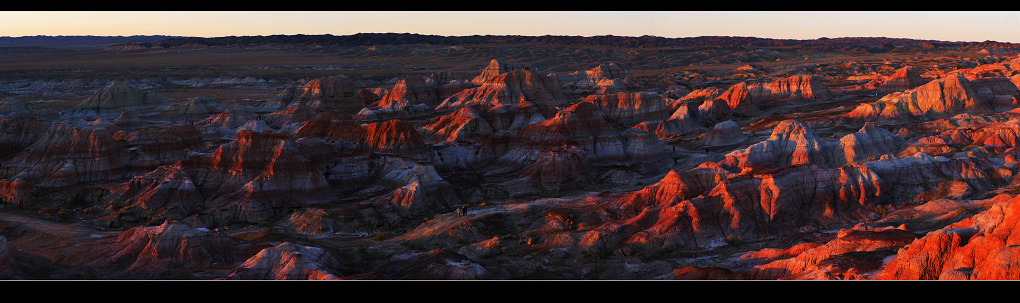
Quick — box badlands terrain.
[1,34,1020,280]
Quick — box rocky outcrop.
[583,92,670,127]
[0,118,50,159]
[263,75,363,114]
[877,66,928,93]
[845,75,988,121]
[876,194,1020,280]
[496,102,668,169]
[73,81,168,117]
[632,104,705,140]
[839,122,903,163]
[862,153,1013,204]
[222,242,345,280]
[438,62,570,117]
[86,221,253,278]
[681,224,917,280]
[748,74,831,103]
[556,63,637,94]
[586,163,884,256]
[162,96,222,119]
[720,119,842,172]
[702,120,746,147]
[417,107,493,144]
[716,82,760,117]
[132,123,205,167]
[378,76,443,108]
[470,59,530,85]
[7,122,128,187]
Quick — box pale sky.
[2,11,1019,43]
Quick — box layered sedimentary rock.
[877,66,928,93]
[721,120,907,172]
[670,224,917,280]
[632,104,705,140]
[0,118,50,159]
[262,104,316,129]
[839,122,903,163]
[162,96,222,119]
[862,153,1013,204]
[7,122,128,187]
[0,98,38,119]
[715,82,760,117]
[556,63,637,94]
[74,81,168,117]
[470,59,530,85]
[747,74,832,103]
[583,92,670,127]
[378,76,443,108]
[263,75,363,114]
[417,107,493,144]
[106,130,335,227]
[702,120,746,147]
[846,75,988,121]
[720,119,842,172]
[876,194,1020,280]
[583,163,883,256]
[85,221,252,277]
[222,242,345,280]
[194,109,260,140]
[438,62,570,117]
[132,123,205,167]
[497,102,667,169]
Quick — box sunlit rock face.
[355,76,441,121]
[579,163,883,257]
[632,104,705,140]
[583,92,670,127]
[747,74,832,103]
[83,221,252,278]
[263,75,363,114]
[876,194,1020,280]
[222,242,345,280]
[720,119,842,172]
[470,59,530,86]
[555,62,637,94]
[417,107,493,144]
[715,82,760,117]
[73,81,168,117]
[670,224,918,280]
[378,76,443,108]
[438,61,570,117]
[877,66,928,93]
[496,102,667,169]
[262,104,315,129]
[846,75,989,121]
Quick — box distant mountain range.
[3,33,1018,50]
[0,35,180,49]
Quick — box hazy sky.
[2,11,1019,43]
